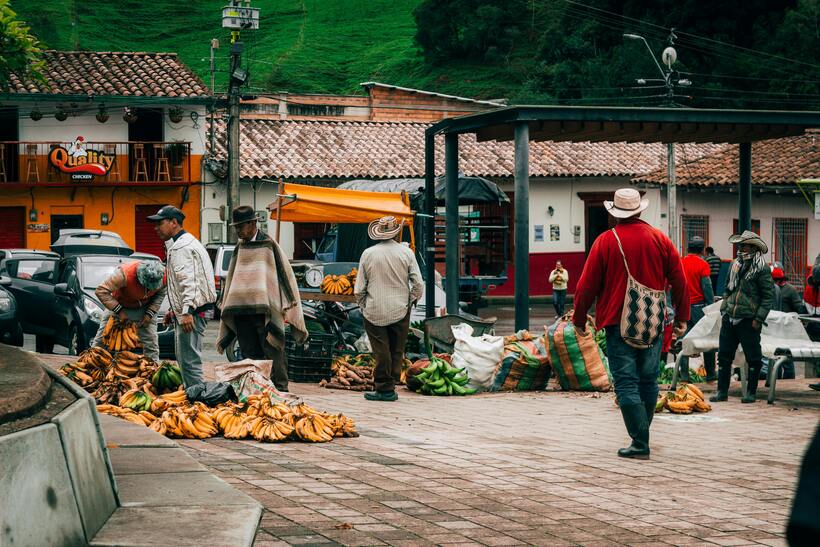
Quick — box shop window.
[772,218,808,289]
[681,215,709,250]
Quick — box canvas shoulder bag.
[611,228,666,349]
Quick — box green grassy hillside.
[10,0,516,99]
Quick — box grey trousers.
[92,307,159,361]
[174,314,207,388]
[233,313,288,391]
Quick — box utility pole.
[222,0,259,243]
[624,30,692,252]
[208,38,219,158]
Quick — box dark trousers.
[683,301,716,377]
[710,274,719,294]
[605,326,662,407]
[717,316,763,393]
[552,289,567,317]
[234,314,288,391]
[364,312,411,393]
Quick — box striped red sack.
[546,316,611,392]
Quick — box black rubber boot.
[710,362,731,402]
[617,404,650,460]
[704,351,717,382]
[644,399,658,427]
[742,363,761,403]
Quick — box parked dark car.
[0,276,23,346]
[0,252,174,357]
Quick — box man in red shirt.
[574,188,688,460]
[680,236,715,380]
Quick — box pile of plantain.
[60,341,358,443]
[101,317,142,352]
[320,268,357,295]
[320,353,376,391]
[410,356,477,396]
[656,383,712,414]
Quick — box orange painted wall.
[2,183,201,251]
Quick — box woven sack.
[546,315,611,391]
[490,337,551,392]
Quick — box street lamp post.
[624,32,691,252]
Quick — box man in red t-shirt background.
[680,236,716,381]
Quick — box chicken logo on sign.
[49,136,115,181]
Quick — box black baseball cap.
[147,205,185,222]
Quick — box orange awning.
[267,183,414,225]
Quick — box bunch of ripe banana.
[59,346,115,387]
[155,404,219,439]
[102,317,142,352]
[412,357,477,396]
[148,388,188,413]
[150,361,184,393]
[656,383,711,414]
[110,350,147,379]
[321,354,375,391]
[96,404,157,427]
[320,273,353,295]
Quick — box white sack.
[450,323,504,391]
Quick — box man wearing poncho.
[217,206,307,391]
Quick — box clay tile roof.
[7,51,209,98]
[633,130,820,186]
[210,119,723,180]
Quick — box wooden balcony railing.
[0,141,193,185]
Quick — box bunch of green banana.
[414,357,477,396]
[150,361,183,393]
[119,389,153,412]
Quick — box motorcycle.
[225,300,365,362]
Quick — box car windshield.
[80,259,139,289]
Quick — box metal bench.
[423,314,497,354]
[766,347,820,404]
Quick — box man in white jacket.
[148,205,216,388]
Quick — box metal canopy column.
[424,132,436,318]
[444,133,460,315]
[738,142,752,232]
[514,122,530,331]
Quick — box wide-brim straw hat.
[729,230,768,254]
[604,188,649,219]
[368,215,404,240]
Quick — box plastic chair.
[423,313,497,354]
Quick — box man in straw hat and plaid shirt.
[573,188,689,460]
[355,216,423,401]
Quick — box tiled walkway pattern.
[179,381,819,546]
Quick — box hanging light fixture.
[55,108,68,121]
[29,108,43,121]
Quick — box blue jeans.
[552,289,567,317]
[605,326,662,407]
[174,313,207,388]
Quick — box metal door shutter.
[0,207,25,248]
[134,205,166,261]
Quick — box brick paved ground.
[178,378,820,547]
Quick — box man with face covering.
[711,231,774,404]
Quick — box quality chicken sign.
[49,136,116,181]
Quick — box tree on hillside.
[0,0,44,87]
[414,0,820,109]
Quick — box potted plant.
[122,108,138,124]
[29,109,42,121]
[96,106,109,123]
[165,141,189,178]
[168,106,184,123]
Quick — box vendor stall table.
[299,290,356,303]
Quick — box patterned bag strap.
[610,228,632,278]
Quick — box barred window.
[681,215,709,251]
[773,218,808,289]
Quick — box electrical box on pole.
[223,0,259,243]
